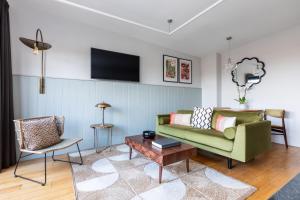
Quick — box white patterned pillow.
[191,107,213,129]
[171,114,191,126]
[215,115,236,132]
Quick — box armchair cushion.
[21,116,61,150]
[20,138,83,154]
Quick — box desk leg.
[159,166,163,184]
[186,159,190,173]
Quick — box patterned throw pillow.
[21,116,61,150]
[55,116,65,136]
[170,112,176,124]
[215,115,236,132]
[191,107,213,129]
[170,113,191,126]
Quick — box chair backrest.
[13,116,65,149]
[265,109,285,119]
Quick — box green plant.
[235,86,248,104]
[235,96,247,104]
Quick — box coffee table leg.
[186,159,190,173]
[159,166,163,184]
[129,147,132,160]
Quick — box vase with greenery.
[235,86,248,109]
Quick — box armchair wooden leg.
[52,142,83,165]
[14,152,47,186]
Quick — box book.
[152,138,181,149]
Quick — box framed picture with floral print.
[179,58,192,84]
[163,55,178,83]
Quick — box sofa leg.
[227,158,233,169]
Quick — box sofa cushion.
[176,110,193,114]
[158,115,170,125]
[211,110,263,129]
[191,107,213,129]
[170,113,191,126]
[215,115,236,132]
[223,127,237,140]
[157,124,234,152]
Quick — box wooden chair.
[13,116,83,186]
[264,109,288,148]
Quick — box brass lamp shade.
[19,37,52,50]
[95,102,111,109]
[95,102,111,125]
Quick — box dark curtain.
[0,0,16,172]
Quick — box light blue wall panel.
[13,75,202,159]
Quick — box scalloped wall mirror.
[231,57,266,89]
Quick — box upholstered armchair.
[13,116,83,186]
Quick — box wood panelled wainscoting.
[0,143,300,199]
[13,75,201,160]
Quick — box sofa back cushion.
[211,110,263,129]
[176,110,193,114]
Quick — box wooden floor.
[1,143,300,200]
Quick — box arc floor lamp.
[19,28,51,94]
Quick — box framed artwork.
[163,55,178,83]
[179,58,192,84]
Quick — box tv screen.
[91,48,140,82]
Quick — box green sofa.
[156,109,272,168]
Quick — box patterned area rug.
[69,144,256,200]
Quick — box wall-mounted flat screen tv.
[91,48,140,82]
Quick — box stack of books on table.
[152,138,181,149]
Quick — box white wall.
[9,4,201,88]
[202,25,300,147]
[201,53,222,107]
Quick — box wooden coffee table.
[125,135,197,184]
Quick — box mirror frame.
[231,57,266,89]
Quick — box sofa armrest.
[231,120,272,162]
[156,114,170,125]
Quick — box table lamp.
[95,102,111,125]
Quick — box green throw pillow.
[223,127,237,140]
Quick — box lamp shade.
[19,37,52,50]
[95,102,111,109]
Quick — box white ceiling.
[10,0,300,57]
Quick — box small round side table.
[90,124,113,153]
